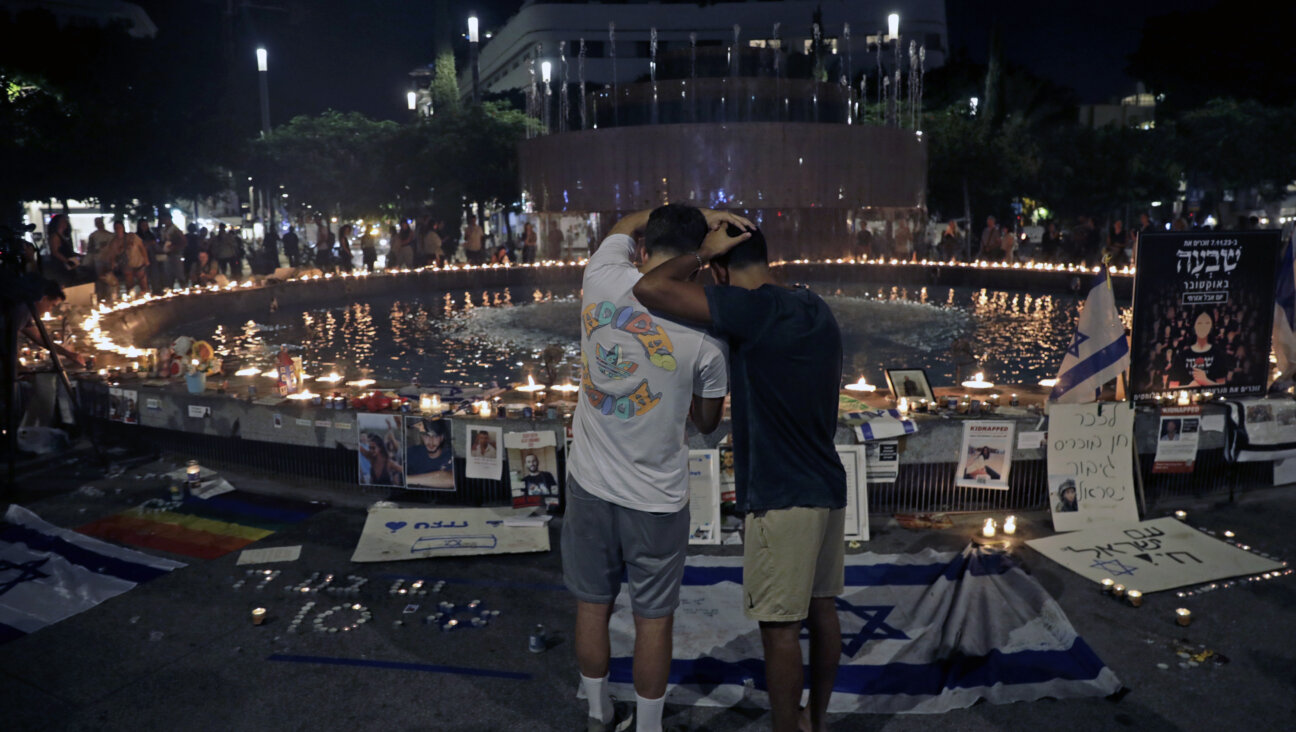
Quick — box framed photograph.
[885,368,936,403]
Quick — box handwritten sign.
[351,507,549,562]
[1047,403,1138,531]
[1027,517,1282,592]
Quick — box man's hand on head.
[699,226,751,263]
[702,210,755,233]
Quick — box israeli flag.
[1273,236,1296,377]
[1049,270,1130,403]
[605,547,1121,713]
[0,505,185,643]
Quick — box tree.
[431,50,461,115]
[1173,99,1296,205]
[250,111,401,220]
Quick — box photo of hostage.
[469,428,497,458]
[1168,311,1230,388]
[962,446,1003,481]
[1055,479,1079,513]
[405,417,454,490]
[635,215,847,732]
[358,417,404,487]
[562,204,730,732]
[1160,419,1182,441]
[521,452,557,497]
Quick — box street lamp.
[256,46,272,230]
[887,13,899,40]
[541,60,552,133]
[468,15,480,105]
[887,14,900,127]
[407,91,417,111]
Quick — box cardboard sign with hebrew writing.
[351,507,549,562]
[1047,403,1139,531]
[1027,517,1282,593]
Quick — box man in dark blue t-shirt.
[634,222,846,732]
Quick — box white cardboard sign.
[351,507,549,562]
[687,450,721,545]
[837,445,870,541]
[1046,403,1139,532]
[1027,517,1283,592]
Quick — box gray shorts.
[560,475,689,618]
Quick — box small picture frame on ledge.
[885,368,936,404]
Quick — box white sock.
[635,692,665,732]
[581,673,614,723]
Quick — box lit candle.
[419,393,436,413]
[1003,515,1017,535]
[1223,530,1234,538]
[1038,378,1058,388]
[517,375,545,393]
[1175,608,1192,626]
[252,607,267,625]
[1126,590,1143,607]
[1112,584,1126,598]
[843,376,876,392]
[961,372,994,389]
[1177,391,1191,406]
[897,397,909,414]
[1174,510,1187,520]
[981,518,997,538]
[1100,578,1115,594]
[1009,393,1019,407]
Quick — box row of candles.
[845,376,1020,414]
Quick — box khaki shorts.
[743,507,845,622]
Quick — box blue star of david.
[1066,330,1090,358]
[0,557,51,597]
[1091,558,1138,577]
[802,598,908,658]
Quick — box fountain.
[559,41,569,134]
[608,22,617,127]
[578,39,587,131]
[517,22,928,260]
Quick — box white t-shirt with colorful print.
[568,233,729,513]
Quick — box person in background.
[189,249,221,286]
[262,225,280,269]
[212,223,238,278]
[120,220,149,293]
[422,218,442,268]
[633,221,846,732]
[1104,219,1129,266]
[463,214,485,265]
[282,225,301,267]
[522,221,538,264]
[336,223,354,272]
[158,212,187,288]
[939,219,962,260]
[1040,220,1062,262]
[360,225,377,272]
[93,221,125,302]
[979,215,1002,261]
[85,217,113,262]
[184,223,202,275]
[391,219,415,268]
[47,214,78,276]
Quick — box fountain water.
[608,22,617,127]
[689,32,697,123]
[860,76,867,124]
[842,23,852,124]
[772,23,782,121]
[893,69,901,128]
[812,22,821,121]
[876,29,884,109]
[526,51,538,138]
[559,41,569,134]
[917,47,926,132]
[909,41,917,130]
[650,28,658,125]
[578,39,587,131]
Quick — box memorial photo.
[357,414,404,487]
[886,368,936,403]
[404,417,455,491]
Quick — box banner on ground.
[837,445,870,541]
[605,548,1121,713]
[351,507,549,562]
[1,505,185,644]
[1047,403,1138,531]
[1130,230,1280,401]
[1153,405,1201,474]
[1027,517,1283,592]
[688,450,721,545]
[505,430,559,509]
[954,421,1014,490]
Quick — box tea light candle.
[1126,590,1143,607]
[897,397,909,414]
[981,518,996,538]
[1174,510,1187,520]
[1100,578,1115,593]
[843,376,876,392]
[917,398,929,413]
[1112,584,1126,598]
[961,372,994,389]
[517,375,545,393]
[252,607,267,625]
[1175,608,1192,626]
[1009,393,1019,407]
[1177,391,1191,406]
[1003,515,1017,535]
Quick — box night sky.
[136,0,1224,123]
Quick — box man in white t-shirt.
[563,204,749,732]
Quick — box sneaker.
[586,701,634,732]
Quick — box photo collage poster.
[1130,231,1280,400]
[356,413,405,488]
[505,430,560,509]
[687,450,721,545]
[954,421,1015,490]
[404,416,456,491]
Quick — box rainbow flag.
[77,492,322,560]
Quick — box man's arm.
[690,395,724,434]
[608,209,654,238]
[21,325,85,365]
[632,216,752,323]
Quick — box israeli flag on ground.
[605,547,1121,714]
[1049,269,1130,403]
[1273,236,1296,377]
[0,505,185,643]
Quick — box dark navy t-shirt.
[705,283,846,512]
